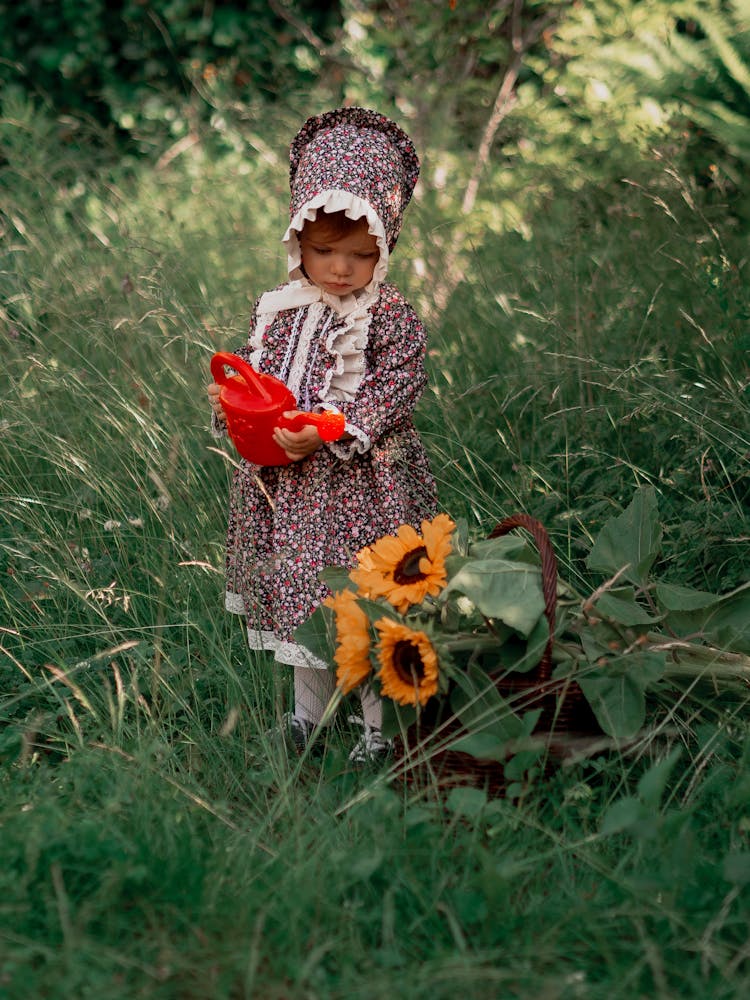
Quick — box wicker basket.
[393,514,601,796]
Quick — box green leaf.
[292,604,335,664]
[452,517,470,557]
[656,582,722,612]
[579,671,646,738]
[319,565,355,592]
[520,708,543,736]
[637,747,682,809]
[595,587,661,626]
[504,742,544,781]
[586,487,662,586]
[450,664,524,740]
[468,535,530,561]
[577,651,665,738]
[444,553,470,579]
[357,598,403,627]
[446,786,488,818]
[448,730,507,762]
[491,614,551,675]
[600,795,646,835]
[579,622,623,663]
[446,559,545,637]
[438,596,463,632]
[664,582,750,653]
[380,699,417,740]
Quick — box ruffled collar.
[256,278,377,319]
[250,279,380,404]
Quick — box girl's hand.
[273,411,323,462]
[207,382,226,425]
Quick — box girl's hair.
[302,210,370,240]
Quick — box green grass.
[2,100,750,997]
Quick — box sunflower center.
[393,546,427,584]
[392,640,425,686]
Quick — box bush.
[0,0,342,154]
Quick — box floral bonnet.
[283,107,420,288]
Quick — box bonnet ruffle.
[284,106,420,286]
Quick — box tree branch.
[267,0,362,76]
[461,1,557,216]
[428,2,560,319]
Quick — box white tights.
[294,665,382,731]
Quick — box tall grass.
[2,101,750,997]
[420,165,750,592]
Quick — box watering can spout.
[210,352,346,466]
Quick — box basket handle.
[487,513,557,682]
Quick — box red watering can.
[210,352,346,466]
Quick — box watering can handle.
[210,352,346,443]
[210,351,273,404]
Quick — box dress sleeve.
[325,293,428,460]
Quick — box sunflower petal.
[422,513,456,560]
[326,590,372,693]
[375,618,440,707]
[396,524,421,546]
[376,536,410,562]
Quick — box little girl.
[207,107,437,762]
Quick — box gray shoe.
[266,712,315,754]
[348,726,392,766]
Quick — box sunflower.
[350,513,456,613]
[375,618,440,707]
[323,589,372,693]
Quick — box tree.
[0,0,343,153]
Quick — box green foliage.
[545,0,750,200]
[0,0,341,153]
[426,149,750,592]
[296,489,750,745]
[445,557,545,636]
[338,0,563,140]
[668,0,750,158]
[5,0,750,225]
[576,650,666,740]
[2,66,750,999]
[587,486,663,587]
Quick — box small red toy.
[210,352,346,466]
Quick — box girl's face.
[299,216,379,296]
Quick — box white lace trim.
[244,187,386,441]
[248,282,376,406]
[318,299,373,404]
[229,597,332,670]
[211,410,227,439]
[246,627,330,670]
[225,591,245,614]
[283,190,389,289]
[286,299,328,402]
[329,420,371,459]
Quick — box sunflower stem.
[658,646,750,680]
[644,635,750,667]
[444,634,511,653]
[555,635,750,679]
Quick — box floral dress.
[214,107,437,669]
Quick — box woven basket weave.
[393,513,601,796]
